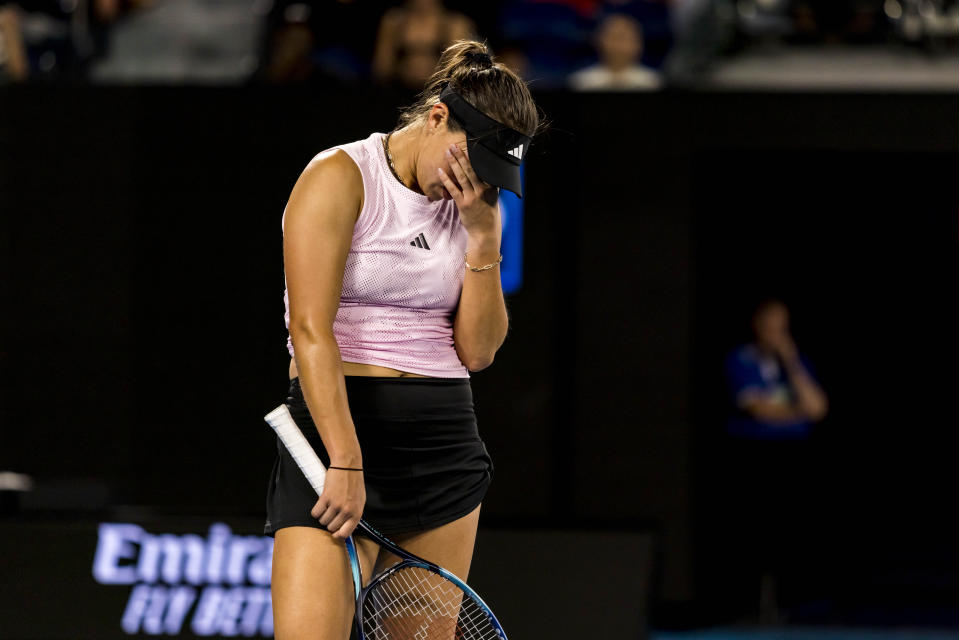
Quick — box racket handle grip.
[264,404,328,497]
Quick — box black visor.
[440,84,531,198]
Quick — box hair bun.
[464,50,493,68]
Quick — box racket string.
[361,566,501,640]
[366,569,459,639]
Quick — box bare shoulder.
[288,148,364,225]
[283,148,366,330]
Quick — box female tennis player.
[263,40,539,639]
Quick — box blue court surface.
[652,628,959,640]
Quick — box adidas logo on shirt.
[508,143,524,159]
[410,232,431,250]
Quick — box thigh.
[375,504,482,581]
[272,526,379,640]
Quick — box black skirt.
[263,375,493,538]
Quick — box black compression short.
[263,375,493,538]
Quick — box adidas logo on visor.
[508,143,524,159]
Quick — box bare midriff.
[288,358,431,380]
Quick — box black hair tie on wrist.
[329,466,363,472]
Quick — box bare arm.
[770,336,829,422]
[0,7,29,82]
[739,348,828,424]
[440,144,509,371]
[283,149,365,538]
[782,357,828,421]
[452,221,509,371]
[740,395,809,424]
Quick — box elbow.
[463,353,494,372]
[809,400,829,422]
[799,390,829,422]
[456,332,507,373]
[289,320,334,347]
[794,401,827,423]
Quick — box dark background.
[2,88,958,626]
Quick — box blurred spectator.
[724,298,828,439]
[0,0,120,83]
[569,12,662,90]
[499,0,594,88]
[887,0,959,49]
[720,298,828,622]
[0,4,28,82]
[663,0,736,82]
[372,0,474,90]
[598,0,674,67]
[261,1,315,83]
[261,0,386,85]
[89,0,265,84]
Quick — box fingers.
[310,498,329,520]
[436,167,462,200]
[313,503,360,539]
[448,143,488,191]
[311,496,361,539]
[314,502,339,528]
[445,146,473,194]
[330,518,360,540]
[319,508,339,529]
[317,505,359,539]
[309,471,364,539]
[324,509,351,534]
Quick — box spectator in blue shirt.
[724,298,828,440]
[719,298,829,622]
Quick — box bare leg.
[382,504,482,581]
[365,505,483,639]
[271,526,379,640]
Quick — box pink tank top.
[283,132,470,378]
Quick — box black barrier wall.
[2,88,959,620]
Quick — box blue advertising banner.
[498,165,525,295]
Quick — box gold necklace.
[383,132,404,185]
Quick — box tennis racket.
[264,404,508,640]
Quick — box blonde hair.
[396,40,540,138]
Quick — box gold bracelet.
[464,252,503,272]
